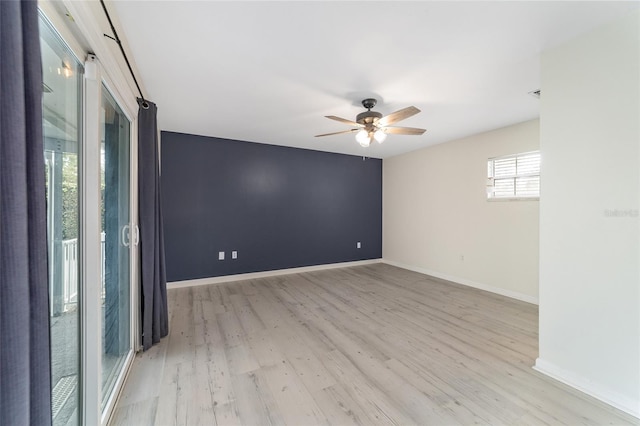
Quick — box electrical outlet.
[218,251,225,261]
[357,242,361,249]
[232,251,238,259]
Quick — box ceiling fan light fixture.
[356,129,370,147]
[373,129,387,143]
[317,98,426,146]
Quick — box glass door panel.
[39,9,137,424]
[40,15,83,426]
[100,86,132,410]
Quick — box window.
[487,151,540,200]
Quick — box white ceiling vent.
[528,89,541,99]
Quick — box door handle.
[122,224,130,247]
[134,225,140,246]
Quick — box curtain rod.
[99,0,149,109]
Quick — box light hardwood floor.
[111,264,638,425]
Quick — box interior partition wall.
[162,131,383,282]
[38,7,139,425]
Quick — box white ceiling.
[111,1,638,159]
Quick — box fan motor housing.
[356,110,382,125]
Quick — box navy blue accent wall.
[161,131,382,282]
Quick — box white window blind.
[487,151,540,199]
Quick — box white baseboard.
[167,258,383,289]
[382,259,538,305]
[534,358,640,419]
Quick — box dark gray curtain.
[138,99,168,350]
[0,0,53,424]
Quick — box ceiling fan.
[315,98,426,147]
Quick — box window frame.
[487,150,540,201]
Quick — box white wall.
[537,10,640,417]
[384,119,540,303]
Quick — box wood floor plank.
[189,345,217,425]
[385,357,497,425]
[110,397,158,426]
[310,384,369,426]
[230,369,284,426]
[112,264,637,426]
[286,350,336,393]
[233,303,266,336]
[246,329,287,368]
[261,360,329,426]
[322,349,415,425]
[116,338,167,407]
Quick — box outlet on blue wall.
[161,131,382,281]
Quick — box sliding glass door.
[100,86,132,410]
[40,11,137,425]
[41,17,82,426]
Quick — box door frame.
[38,2,141,424]
[98,71,139,426]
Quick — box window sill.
[487,197,540,202]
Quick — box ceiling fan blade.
[325,116,364,127]
[377,106,421,127]
[315,129,359,137]
[383,126,426,135]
